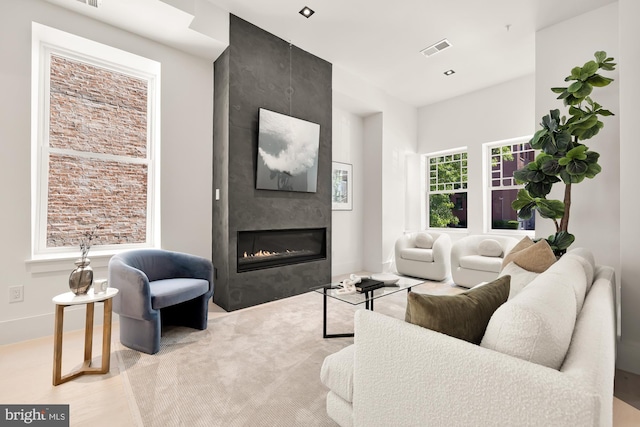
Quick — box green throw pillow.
[405,275,511,344]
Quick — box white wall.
[618,0,640,375]
[333,66,418,274]
[0,0,213,344]
[331,107,364,276]
[362,113,384,272]
[535,4,620,273]
[417,75,536,237]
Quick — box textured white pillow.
[414,232,434,249]
[481,260,581,370]
[478,239,503,257]
[498,262,539,300]
[565,248,596,292]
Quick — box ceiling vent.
[76,0,102,7]
[420,39,452,57]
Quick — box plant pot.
[69,258,93,295]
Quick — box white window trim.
[31,23,161,260]
[482,135,534,236]
[421,147,468,230]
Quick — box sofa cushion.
[401,248,433,262]
[499,262,539,300]
[508,239,557,273]
[320,344,355,403]
[150,278,209,309]
[414,232,434,249]
[478,239,503,257]
[404,275,510,344]
[459,255,502,273]
[565,248,596,292]
[502,236,535,268]
[480,256,585,370]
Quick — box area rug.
[116,281,457,426]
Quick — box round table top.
[52,287,118,305]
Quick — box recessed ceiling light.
[299,6,315,18]
[444,70,455,76]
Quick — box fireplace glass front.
[237,228,326,273]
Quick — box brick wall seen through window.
[46,55,149,248]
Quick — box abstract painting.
[256,108,320,193]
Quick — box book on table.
[356,279,384,293]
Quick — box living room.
[1,0,639,425]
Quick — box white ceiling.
[45,0,617,107]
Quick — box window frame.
[31,23,161,260]
[482,136,535,235]
[421,147,469,230]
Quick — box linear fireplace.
[237,228,327,273]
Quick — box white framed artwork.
[332,162,352,211]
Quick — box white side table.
[52,288,119,386]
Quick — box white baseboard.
[617,338,640,375]
[0,304,113,346]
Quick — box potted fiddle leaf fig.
[512,51,616,256]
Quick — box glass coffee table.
[311,276,424,338]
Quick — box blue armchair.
[108,249,214,354]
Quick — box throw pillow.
[510,239,556,273]
[405,275,510,344]
[414,232,434,249]
[502,236,535,269]
[478,239,503,257]
[499,262,539,299]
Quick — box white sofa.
[451,235,519,287]
[320,248,617,427]
[394,231,451,281]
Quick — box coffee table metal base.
[322,287,408,338]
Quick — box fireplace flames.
[243,249,297,258]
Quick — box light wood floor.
[1,299,639,426]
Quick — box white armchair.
[394,231,451,281]
[451,235,519,288]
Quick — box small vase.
[69,258,93,295]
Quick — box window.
[486,137,535,231]
[32,24,161,258]
[425,150,468,229]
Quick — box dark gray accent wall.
[213,15,332,311]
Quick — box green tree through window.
[427,151,467,228]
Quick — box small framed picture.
[332,162,352,211]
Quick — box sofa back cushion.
[498,262,539,300]
[480,255,587,370]
[405,275,510,344]
[565,248,596,292]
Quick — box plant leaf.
[566,159,589,175]
[588,75,613,87]
[567,81,583,93]
[585,162,602,178]
[581,60,599,78]
[536,199,565,219]
[594,51,607,63]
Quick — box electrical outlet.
[9,286,23,303]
